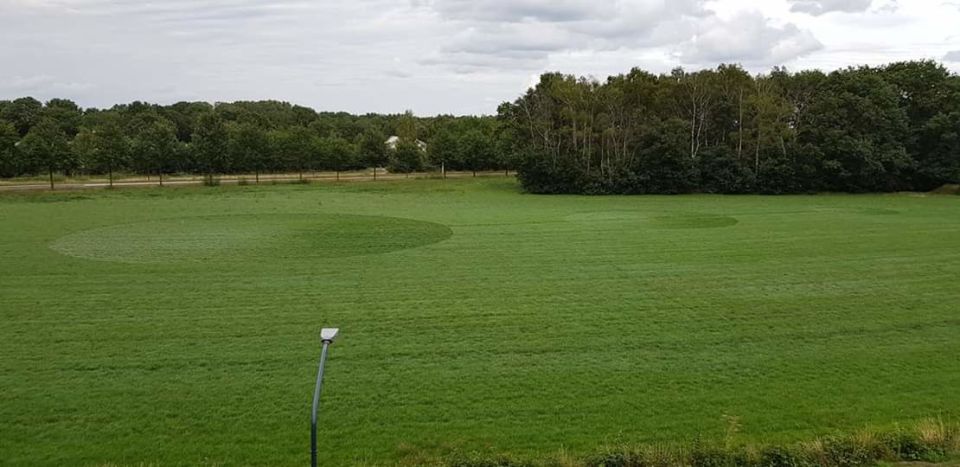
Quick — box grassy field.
[1,178,959,465]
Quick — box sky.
[1,0,959,115]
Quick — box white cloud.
[787,0,874,15]
[678,12,823,64]
[0,75,94,95]
[945,51,960,62]
[0,0,957,115]
[422,0,599,22]
[419,0,717,71]
[875,0,899,13]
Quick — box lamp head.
[320,328,339,343]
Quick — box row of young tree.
[499,60,960,194]
[0,99,512,186]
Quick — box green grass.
[1,178,959,465]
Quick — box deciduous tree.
[19,118,71,189]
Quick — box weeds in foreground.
[433,419,958,467]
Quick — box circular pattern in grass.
[51,214,453,264]
[648,214,739,229]
[857,207,900,216]
[815,207,902,216]
[565,211,646,223]
[567,211,738,229]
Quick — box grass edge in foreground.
[419,419,960,467]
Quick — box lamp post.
[311,328,339,467]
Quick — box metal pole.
[311,341,330,467]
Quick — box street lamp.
[311,328,339,467]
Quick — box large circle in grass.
[50,214,453,264]
[566,211,738,229]
[648,214,739,229]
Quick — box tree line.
[0,99,512,188]
[498,60,960,194]
[3,60,958,193]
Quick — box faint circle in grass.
[566,211,738,229]
[647,214,739,229]
[565,211,647,223]
[815,207,901,216]
[857,207,900,216]
[50,214,453,264]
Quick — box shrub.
[446,451,535,467]
[759,446,814,467]
[431,420,959,467]
[388,140,425,173]
[584,450,634,467]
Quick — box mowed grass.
[1,178,959,465]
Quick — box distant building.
[385,135,427,152]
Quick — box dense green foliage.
[2,178,959,464]
[5,60,958,195]
[0,100,508,181]
[500,61,960,194]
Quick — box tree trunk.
[373,167,377,180]
[694,111,705,159]
[572,119,578,154]
[108,166,114,188]
[256,170,260,184]
[755,126,762,175]
[159,170,163,187]
[738,88,744,160]
[588,116,594,168]
[623,137,628,172]
[336,170,340,181]
[597,137,603,179]
[49,169,54,190]
[690,99,697,159]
